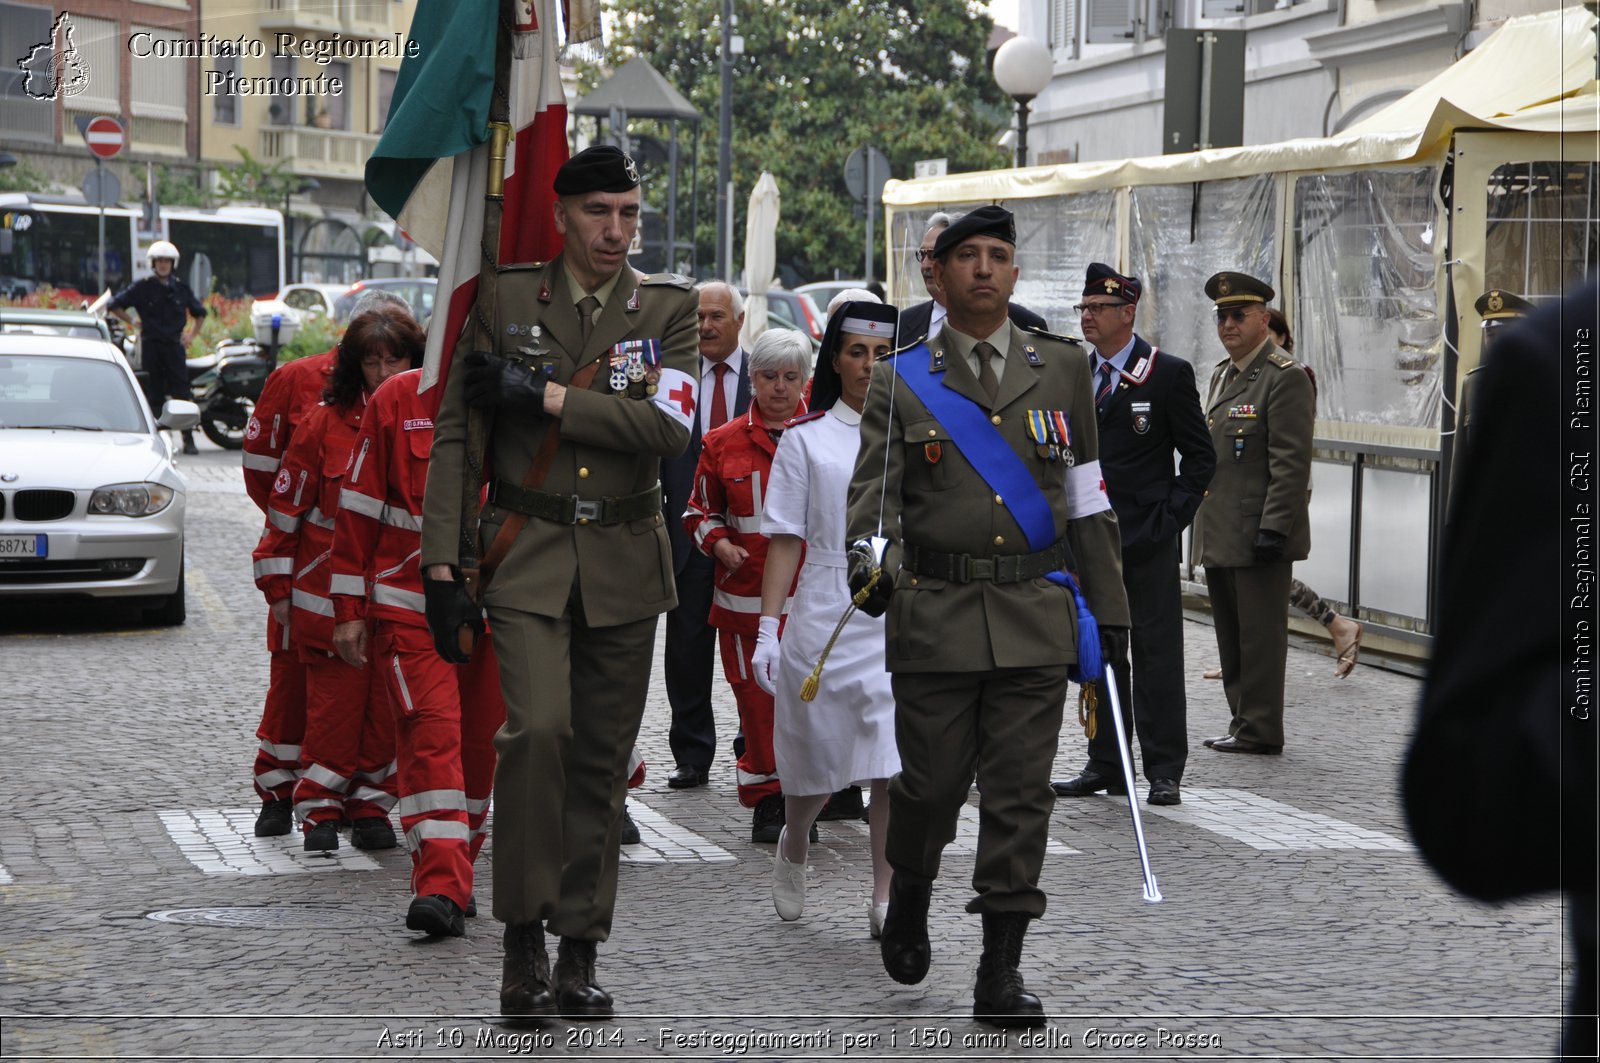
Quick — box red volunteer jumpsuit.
[329,370,504,907]
[682,407,804,809]
[242,349,335,803]
[255,396,396,829]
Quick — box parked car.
[277,283,349,319]
[0,307,116,343]
[796,279,871,314]
[0,334,199,624]
[738,287,825,345]
[334,277,437,328]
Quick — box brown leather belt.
[903,538,1068,584]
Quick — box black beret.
[1205,271,1274,307]
[1084,262,1140,304]
[553,145,640,196]
[931,205,1015,258]
[1474,288,1533,321]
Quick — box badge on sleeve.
[245,417,261,441]
[273,468,291,494]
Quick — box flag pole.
[459,0,516,606]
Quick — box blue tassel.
[1047,570,1101,684]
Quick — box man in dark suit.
[899,213,1048,343]
[660,281,751,788]
[1052,264,1214,806]
[1406,276,1596,1060]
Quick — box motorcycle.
[189,339,274,450]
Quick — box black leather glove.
[1100,625,1130,667]
[847,540,894,619]
[423,575,485,664]
[462,349,547,415]
[1253,528,1289,563]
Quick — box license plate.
[0,534,47,558]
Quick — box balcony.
[259,125,378,180]
[259,0,342,37]
[339,0,393,39]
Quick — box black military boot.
[253,798,291,837]
[879,872,933,985]
[555,937,614,1019]
[972,912,1046,1028]
[500,923,557,1025]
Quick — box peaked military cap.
[553,144,641,195]
[1205,271,1274,307]
[931,205,1016,258]
[1474,288,1533,321]
[1084,262,1141,305]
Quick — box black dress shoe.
[1202,735,1227,748]
[817,785,864,820]
[406,894,465,937]
[618,804,641,846]
[666,764,707,789]
[1147,778,1181,805]
[880,874,933,985]
[501,923,556,1025]
[555,937,614,1019]
[1050,769,1127,797]
[1210,736,1282,755]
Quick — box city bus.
[0,193,285,303]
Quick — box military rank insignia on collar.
[1023,345,1042,366]
[627,288,640,311]
[930,348,947,372]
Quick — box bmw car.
[0,334,199,624]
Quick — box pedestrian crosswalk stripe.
[1138,788,1410,851]
[831,803,1080,856]
[159,809,383,875]
[619,799,736,864]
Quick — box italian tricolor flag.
[365,0,570,401]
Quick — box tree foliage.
[213,147,302,210]
[597,0,1008,283]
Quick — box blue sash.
[893,343,1102,681]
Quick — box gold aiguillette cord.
[799,569,881,702]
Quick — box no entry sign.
[84,116,124,159]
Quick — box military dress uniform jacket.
[1195,339,1315,568]
[421,256,699,627]
[1096,337,1216,558]
[846,322,1130,674]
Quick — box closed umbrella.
[741,171,780,348]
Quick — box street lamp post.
[992,36,1053,169]
[283,176,320,284]
[715,0,734,280]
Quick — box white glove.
[752,615,781,695]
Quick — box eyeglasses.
[1214,307,1260,324]
[1073,302,1126,315]
[915,249,935,262]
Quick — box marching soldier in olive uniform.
[844,206,1129,1028]
[420,146,699,1023]
[1450,288,1533,511]
[1194,271,1314,755]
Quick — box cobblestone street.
[0,444,1575,1060]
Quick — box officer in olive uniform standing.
[1194,271,1314,755]
[420,146,699,1024]
[845,206,1129,1028]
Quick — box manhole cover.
[146,906,391,929]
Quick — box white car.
[277,283,348,319]
[0,334,200,624]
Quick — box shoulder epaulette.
[1018,323,1083,347]
[496,260,547,274]
[784,409,827,428]
[641,272,695,288]
[1266,350,1298,370]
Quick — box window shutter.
[1048,0,1077,51]
[1202,0,1248,18]
[1085,0,1138,44]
